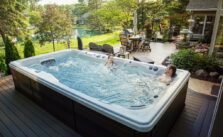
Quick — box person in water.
[105,54,114,68]
[158,64,176,85]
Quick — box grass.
[0,31,120,58]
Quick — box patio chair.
[138,39,151,52]
[119,34,133,52]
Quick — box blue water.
[30,54,167,108]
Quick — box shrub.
[197,54,219,72]
[162,29,169,42]
[171,49,219,72]
[5,37,20,74]
[24,38,35,58]
[171,49,200,72]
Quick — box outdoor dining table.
[129,35,142,51]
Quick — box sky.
[38,0,79,5]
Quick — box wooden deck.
[0,76,80,137]
[0,76,217,137]
[168,89,216,137]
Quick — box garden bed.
[165,49,223,83]
[190,73,221,83]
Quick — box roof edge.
[186,8,217,11]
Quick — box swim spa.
[10,49,190,137]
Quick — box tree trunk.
[50,28,55,52]
[52,38,55,51]
[0,29,6,45]
[67,38,70,49]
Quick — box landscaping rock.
[209,72,219,77]
[89,42,102,51]
[102,44,114,54]
[195,69,208,77]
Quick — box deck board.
[0,76,80,137]
[168,89,216,137]
[0,76,217,137]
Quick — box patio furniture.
[138,39,151,52]
[117,52,130,59]
[119,34,133,52]
[129,35,141,51]
[117,46,130,59]
[133,56,154,64]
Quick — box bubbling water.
[30,54,167,109]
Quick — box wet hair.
[168,64,176,77]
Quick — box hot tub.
[10,49,190,137]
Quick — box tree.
[37,5,73,51]
[137,1,167,31]
[0,0,28,45]
[24,38,35,58]
[88,0,102,10]
[87,0,137,31]
[115,0,138,29]
[163,0,189,37]
[72,3,88,19]
[88,1,122,32]
[5,37,20,74]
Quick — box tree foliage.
[137,0,167,30]
[88,1,122,31]
[72,3,88,19]
[24,38,35,58]
[88,0,102,10]
[37,5,73,51]
[87,0,137,31]
[0,0,28,44]
[164,0,189,29]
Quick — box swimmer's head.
[165,64,176,77]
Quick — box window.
[204,16,215,43]
[192,16,205,34]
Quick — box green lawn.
[0,31,120,58]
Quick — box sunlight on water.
[30,54,167,109]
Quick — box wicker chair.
[119,34,133,52]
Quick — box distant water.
[74,28,102,38]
